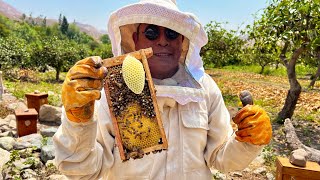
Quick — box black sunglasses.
[142,25,180,41]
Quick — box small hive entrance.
[103,48,168,161]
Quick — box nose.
[157,28,169,47]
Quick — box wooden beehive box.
[103,48,168,161]
[276,157,320,180]
[25,92,48,112]
[15,108,38,137]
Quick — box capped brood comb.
[103,48,168,161]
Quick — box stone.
[0,119,7,127]
[1,124,11,132]
[289,148,308,167]
[13,141,32,150]
[21,169,37,179]
[39,104,61,123]
[1,93,17,104]
[13,158,32,170]
[253,167,266,175]
[0,136,15,150]
[46,137,54,146]
[0,148,10,172]
[15,133,43,150]
[40,127,58,137]
[41,144,55,163]
[0,131,14,137]
[4,114,16,123]
[46,160,55,167]
[18,148,34,158]
[1,166,19,180]
[11,130,17,137]
[266,172,275,180]
[7,102,28,111]
[8,119,16,129]
[26,156,43,169]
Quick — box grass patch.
[218,64,317,78]
[262,144,277,173]
[3,71,64,107]
[222,94,238,107]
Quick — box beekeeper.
[53,0,272,179]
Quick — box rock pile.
[0,92,67,180]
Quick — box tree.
[201,21,244,67]
[42,16,47,27]
[21,13,26,21]
[92,43,113,59]
[60,16,69,35]
[254,46,277,74]
[0,36,30,71]
[0,15,12,37]
[33,36,81,81]
[15,22,40,43]
[251,0,320,123]
[305,38,320,88]
[28,13,36,26]
[100,34,110,44]
[58,14,62,25]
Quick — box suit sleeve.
[53,98,115,179]
[202,74,263,172]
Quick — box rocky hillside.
[0,0,105,40]
[0,0,22,21]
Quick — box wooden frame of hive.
[103,48,168,161]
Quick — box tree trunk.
[277,45,305,123]
[56,69,60,81]
[309,64,320,88]
[284,119,320,163]
[275,61,280,69]
[308,50,320,88]
[259,65,265,74]
[277,77,301,123]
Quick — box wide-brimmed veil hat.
[107,0,208,104]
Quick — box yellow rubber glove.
[233,105,272,145]
[62,56,107,123]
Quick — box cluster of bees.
[106,65,162,160]
[107,65,155,118]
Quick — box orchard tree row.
[201,0,319,122]
[0,14,113,81]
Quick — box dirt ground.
[209,69,320,179]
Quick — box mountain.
[75,22,107,40]
[0,0,106,40]
[0,0,22,21]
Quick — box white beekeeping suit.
[53,0,264,179]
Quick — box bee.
[138,122,143,128]
[127,129,133,134]
[134,133,142,140]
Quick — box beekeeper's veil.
[107,0,208,105]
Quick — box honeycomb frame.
[103,48,168,161]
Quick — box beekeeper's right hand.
[62,56,107,123]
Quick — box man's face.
[133,24,183,79]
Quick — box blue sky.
[3,0,268,32]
